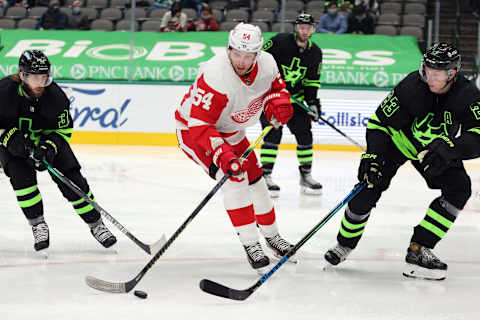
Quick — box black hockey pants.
[337,142,471,250]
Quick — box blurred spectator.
[347,4,374,34]
[317,2,347,34]
[225,0,249,10]
[339,0,353,16]
[181,0,208,12]
[354,0,379,18]
[4,0,27,8]
[17,0,28,7]
[160,1,187,31]
[124,0,150,8]
[36,0,67,30]
[148,0,174,13]
[36,0,51,6]
[68,0,89,30]
[187,7,219,31]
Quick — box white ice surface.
[1,145,479,320]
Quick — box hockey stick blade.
[200,183,365,301]
[85,276,135,293]
[200,279,252,301]
[148,234,167,253]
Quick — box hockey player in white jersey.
[175,23,295,273]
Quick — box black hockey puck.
[134,290,148,299]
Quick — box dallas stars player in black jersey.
[324,43,480,280]
[0,50,116,252]
[259,13,323,197]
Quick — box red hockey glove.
[213,144,247,182]
[263,91,293,128]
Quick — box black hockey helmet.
[423,43,461,71]
[295,12,315,25]
[19,50,51,74]
[19,50,52,87]
[420,43,461,82]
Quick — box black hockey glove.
[358,153,385,189]
[306,99,321,122]
[419,136,458,179]
[32,139,57,171]
[0,127,30,158]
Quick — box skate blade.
[268,190,280,198]
[36,249,49,259]
[104,248,119,255]
[402,263,446,281]
[320,259,335,271]
[300,186,322,195]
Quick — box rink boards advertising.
[0,30,420,148]
[59,83,387,148]
[0,30,421,88]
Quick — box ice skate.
[324,243,352,266]
[263,173,280,198]
[300,172,322,195]
[32,221,49,252]
[403,242,447,280]
[89,220,117,248]
[243,242,270,275]
[265,234,297,263]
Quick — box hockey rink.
[0,145,479,320]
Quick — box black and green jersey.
[262,33,322,103]
[0,76,73,147]
[367,71,480,160]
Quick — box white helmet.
[228,23,264,53]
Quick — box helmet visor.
[296,24,315,34]
[23,72,52,88]
[424,66,449,82]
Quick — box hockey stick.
[85,125,274,293]
[40,159,166,255]
[199,182,366,301]
[291,96,366,152]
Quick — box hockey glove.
[263,91,293,129]
[0,127,30,158]
[419,136,458,179]
[32,139,57,171]
[213,144,247,182]
[306,99,321,122]
[358,153,385,189]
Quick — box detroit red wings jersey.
[175,50,286,151]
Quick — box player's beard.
[23,83,45,99]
